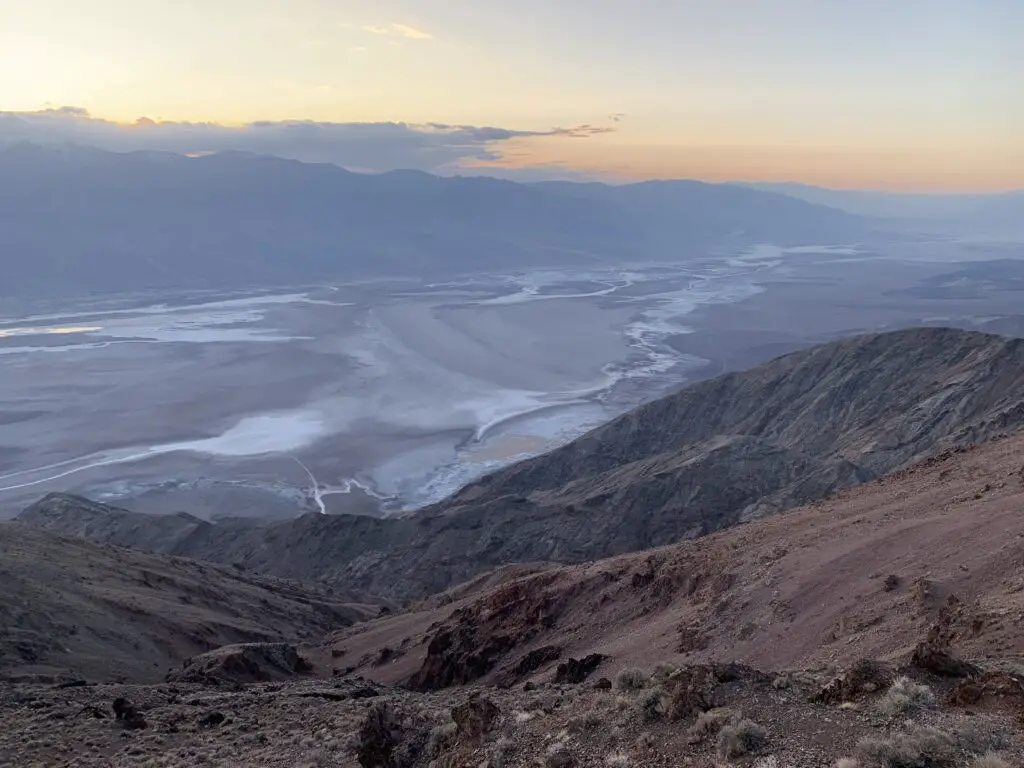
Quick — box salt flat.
[1,241,1021,520]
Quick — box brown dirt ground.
[1,661,1020,767]
[321,433,1024,689]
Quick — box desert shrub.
[970,755,1009,768]
[717,718,767,760]
[637,686,668,723]
[490,737,515,768]
[426,721,457,758]
[544,740,574,768]
[524,692,560,713]
[616,668,649,692]
[566,710,604,734]
[856,726,955,768]
[652,662,678,684]
[686,707,736,744]
[877,677,935,717]
[635,732,656,749]
[957,721,1011,755]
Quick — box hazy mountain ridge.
[20,327,1024,602]
[740,180,1024,236]
[0,143,875,298]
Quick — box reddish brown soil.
[321,434,1024,689]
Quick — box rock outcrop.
[166,643,312,686]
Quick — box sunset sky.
[1,0,1021,190]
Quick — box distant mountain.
[22,327,1024,602]
[0,143,874,298]
[740,180,1024,237]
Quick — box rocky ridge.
[20,327,1024,602]
[4,399,1024,765]
[0,523,383,683]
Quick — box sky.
[1,0,1021,191]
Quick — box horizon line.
[2,140,1021,197]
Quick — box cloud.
[345,22,432,40]
[0,108,615,175]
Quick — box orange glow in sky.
[1,0,1021,191]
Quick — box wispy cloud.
[345,22,433,40]
[0,108,616,175]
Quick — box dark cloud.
[0,108,615,174]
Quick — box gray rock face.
[20,327,1024,602]
[166,643,310,685]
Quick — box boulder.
[553,654,606,684]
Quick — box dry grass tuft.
[877,676,935,717]
[969,756,1010,768]
[615,668,649,692]
[636,686,668,723]
[426,721,457,758]
[717,718,768,760]
[771,674,791,690]
[566,709,605,734]
[652,662,678,684]
[957,721,1011,755]
[491,736,515,768]
[856,726,955,767]
[686,707,736,744]
[544,738,574,768]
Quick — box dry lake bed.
[2,238,1022,520]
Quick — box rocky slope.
[309,430,1024,691]
[0,523,383,683]
[2,660,1020,767]
[5,425,1024,766]
[21,327,1024,603]
[5,431,1024,766]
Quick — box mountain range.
[0,143,875,298]
[21,327,1024,602]
[7,325,1024,766]
[4,388,1024,766]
